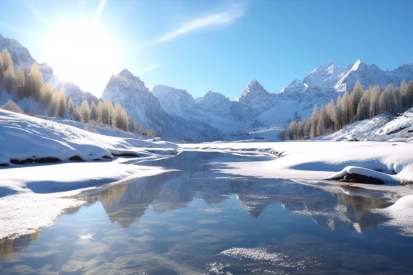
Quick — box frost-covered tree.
[28,62,43,100]
[66,98,75,116]
[55,92,66,118]
[40,83,54,111]
[287,120,298,140]
[89,101,98,121]
[309,105,319,138]
[1,49,13,71]
[112,102,129,131]
[400,80,409,111]
[350,81,363,119]
[80,100,90,123]
[356,88,371,120]
[3,66,15,93]
[369,85,381,117]
[72,106,81,121]
[98,100,114,125]
[15,68,25,98]
[340,91,352,125]
[379,83,397,114]
[317,106,328,136]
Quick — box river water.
[1,151,413,274]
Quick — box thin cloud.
[139,63,161,73]
[158,4,246,43]
[93,0,107,24]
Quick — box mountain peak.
[350,59,364,71]
[118,69,135,79]
[303,61,345,88]
[235,79,269,103]
[246,79,263,90]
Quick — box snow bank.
[0,109,178,239]
[180,141,413,184]
[322,108,413,142]
[0,109,177,166]
[0,161,173,239]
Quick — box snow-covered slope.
[0,109,177,166]
[320,107,413,142]
[152,85,196,117]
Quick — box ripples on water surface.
[1,152,413,274]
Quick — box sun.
[41,21,120,97]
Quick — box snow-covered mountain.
[2,33,413,142]
[150,59,413,140]
[101,70,222,142]
[152,85,196,117]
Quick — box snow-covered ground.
[0,110,178,239]
[2,109,413,239]
[320,109,413,142]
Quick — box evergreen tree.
[56,92,66,118]
[340,91,352,125]
[80,100,90,123]
[287,121,298,140]
[350,81,363,120]
[309,105,319,138]
[369,85,381,117]
[66,98,75,116]
[15,68,25,98]
[112,102,129,131]
[356,88,371,120]
[379,83,397,114]
[89,101,98,121]
[28,63,43,100]
[1,49,13,71]
[40,83,54,112]
[400,80,409,111]
[3,66,15,93]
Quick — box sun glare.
[42,22,120,96]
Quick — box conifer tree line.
[279,80,413,140]
[0,49,155,136]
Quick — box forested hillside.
[280,80,413,140]
[0,49,155,136]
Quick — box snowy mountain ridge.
[101,70,222,142]
[2,33,413,141]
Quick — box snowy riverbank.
[2,110,413,239]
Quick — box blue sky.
[1,0,413,99]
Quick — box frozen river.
[1,151,413,274]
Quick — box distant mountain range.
[1,33,413,141]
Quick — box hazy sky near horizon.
[1,0,413,99]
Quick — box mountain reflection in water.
[0,152,403,274]
[95,152,391,231]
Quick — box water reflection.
[0,230,41,261]
[94,152,391,231]
[0,152,404,274]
